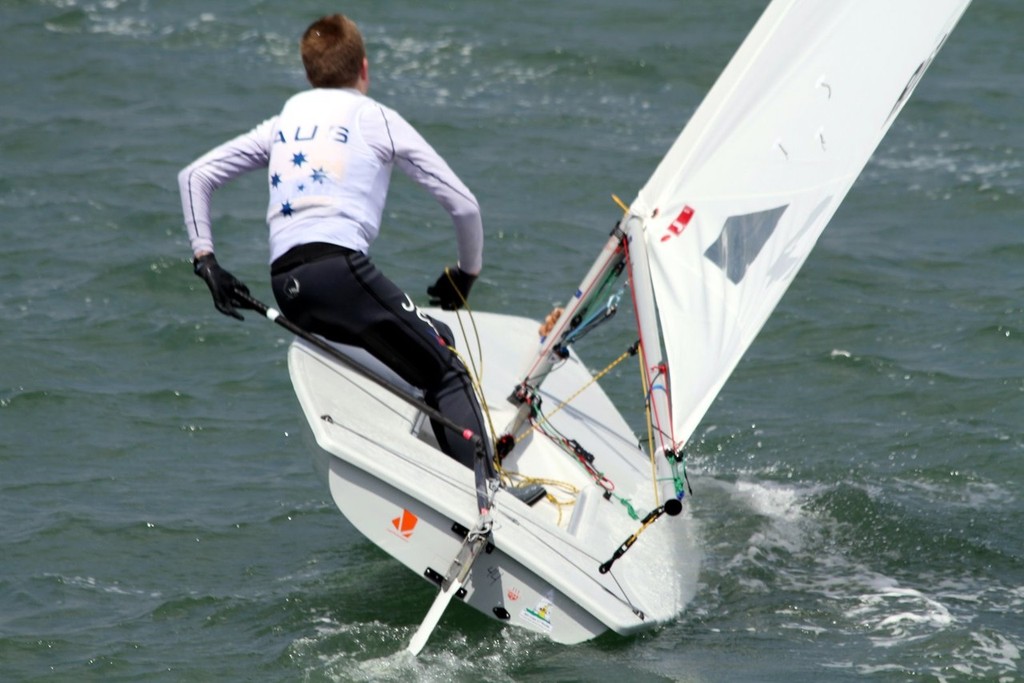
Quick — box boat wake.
[688,472,1022,680]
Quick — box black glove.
[426,266,477,310]
[192,253,254,320]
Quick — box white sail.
[628,0,972,449]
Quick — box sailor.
[178,13,491,474]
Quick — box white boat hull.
[288,309,699,643]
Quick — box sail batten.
[628,0,972,449]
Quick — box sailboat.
[258,0,974,650]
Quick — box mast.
[505,226,627,434]
[622,213,682,514]
[502,213,683,514]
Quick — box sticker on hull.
[521,592,555,632]
[389,509,419,540]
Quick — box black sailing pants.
[270,243,489,471]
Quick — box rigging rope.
[444,288,641,513]
[514,341,638,446]
[436,239,688,554]
[523,399,641,521]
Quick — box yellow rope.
[515,345,635,444]
[437,278,581,499]
[444,267,485,388]
[436,266,660,515]
[637,344,661,506]
[620,242,662,507]
[624,510,661,549]
[500,469,580,525]
[432,268,507,479]
[443,343,509,483]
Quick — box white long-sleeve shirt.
[178,88,483,274]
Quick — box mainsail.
[629,0,973,450]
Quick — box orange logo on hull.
[391,509,419,539]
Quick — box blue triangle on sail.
[704,205,788,284]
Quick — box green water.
[2,1,1021,680]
